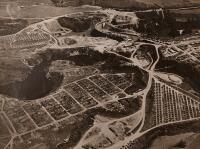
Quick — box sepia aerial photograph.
[0,0,200,149]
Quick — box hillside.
[0,0,53,6]
[51,0,200,9]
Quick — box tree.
[174,140,186,148]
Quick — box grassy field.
[0,4,100,19]
[134,0,200,8]
[0,0,53,6]
[170,7,200,15]
[150,133,200,149]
